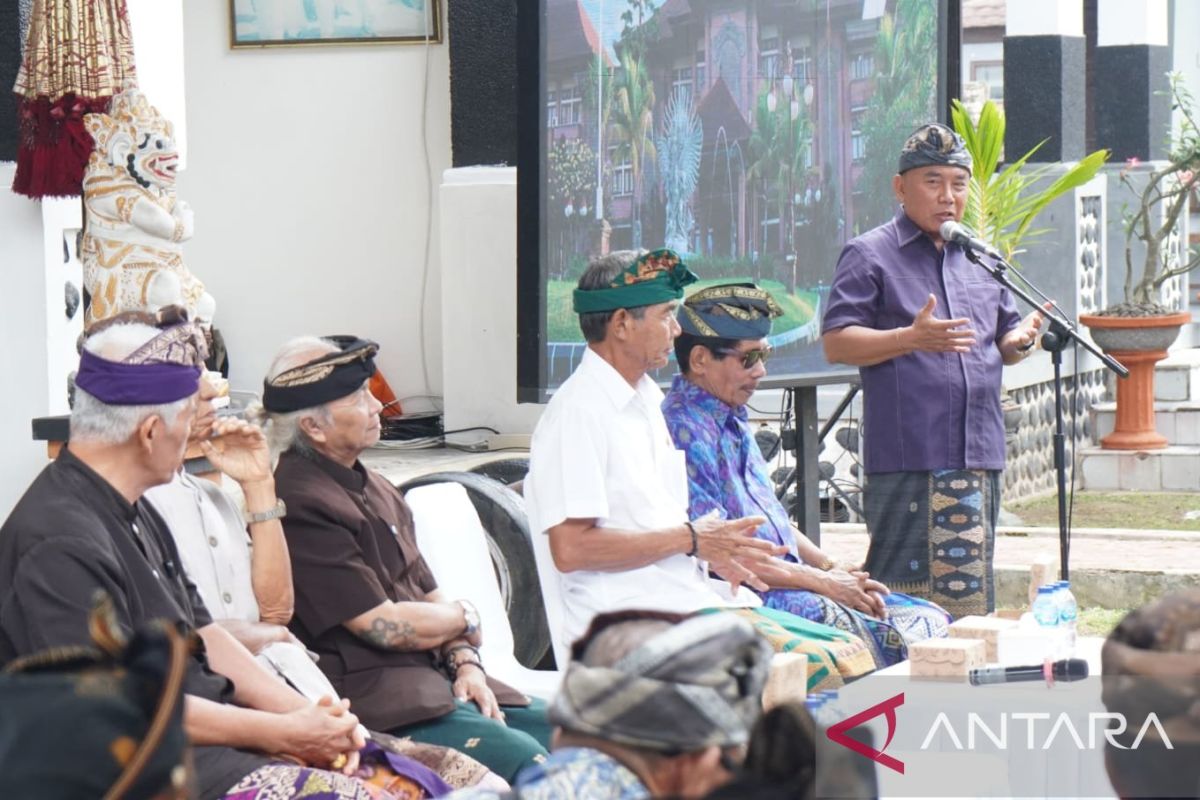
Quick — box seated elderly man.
[260,336,551,784]
[444,609,773,799]
[0,319,391,800]
[1101,589,1200,798]
[524,249,875,693]
[662,284,950,668]
[145,373,505,793]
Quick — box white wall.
[0,164,57,516]
[440,167,544,435]
[177,3,451,402]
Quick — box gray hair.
[577,250,648,344]
[248,336,338,458]
[69,322,192,445]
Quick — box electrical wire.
[414,0,438,399]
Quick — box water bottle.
[805,695,826,726]
[1032,585,1060,659]
[818,690,841,725]
[1056,580,1078,656]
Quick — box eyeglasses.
[716,347,772,369]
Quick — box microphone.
[969,658,1089,686]
[939,221,1005,260]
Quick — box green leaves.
[951,99,1109,266]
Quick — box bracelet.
[684,521,698,557]
[816,556,835,571]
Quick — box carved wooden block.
[909,637,986,679]
[949,615,1019,662]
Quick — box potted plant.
[950,99,1110,439]
[1079,73,1200,450]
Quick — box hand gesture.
[692,515,787,593]
[276,695,362,772]
[1011,301,1053,351]
[453,664,504,722]
[199,418,272,486]
[907,295,976,353]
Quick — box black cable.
[1068,340,1080,541]
[442,426,502,436]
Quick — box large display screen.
[518,0,957,399]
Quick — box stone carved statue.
[80,86,214,327]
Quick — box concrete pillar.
[1003,0,1086,162]
[1094,0,1170,161]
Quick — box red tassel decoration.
[11,0,138,199]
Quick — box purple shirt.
[822,210,1021,474]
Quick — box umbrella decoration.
[12,0,137,198]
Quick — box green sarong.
[390,698,551,783]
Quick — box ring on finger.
[331,753,348,770]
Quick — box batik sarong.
[862,468,999,619]
[763,588,951,668]
[707,606,877,692]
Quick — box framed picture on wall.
[230,0,441,48]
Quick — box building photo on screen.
[526,0,950,393]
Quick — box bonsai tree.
[1110,72,1200,316]
[951,99,1110,266]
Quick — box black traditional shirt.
[0,448,266,798]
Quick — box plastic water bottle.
[818,690,841,725]
[805,695,826,726]
[1056,581,1078,656]
[1032,585,1060,658]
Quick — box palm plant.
[855,0,939,228]
[950,99,1109,266]
[609,46,656,248]
[747,88,813,292]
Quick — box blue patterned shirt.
[443,747,647,800]
[662,375,800,563]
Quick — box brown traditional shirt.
[275,449,525,732]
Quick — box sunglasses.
[716,347,772,369]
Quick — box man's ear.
[298,413,325,444]
[610,308,632,341]
[892,173,905,204]
[135,414,160,455]
[689,343,713,376]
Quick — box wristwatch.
[457,599,480,637]
[245,498,286,525]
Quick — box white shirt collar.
[580,346,661,411]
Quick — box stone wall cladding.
[1003,369,1107,502]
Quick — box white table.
[827,637,1117,799]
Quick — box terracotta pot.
[1079,311,1191,450]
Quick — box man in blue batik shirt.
[663,283,950,667]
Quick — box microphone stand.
[961,247,1128,581]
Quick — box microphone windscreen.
[939,220,960,241]
[1055,658,1089,681]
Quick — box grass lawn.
[545,278,819,343]
[1007,491,1200,531]
[997,606,1127,637]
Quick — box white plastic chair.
[405,482,562,700]
[526,516,571,671]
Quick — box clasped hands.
[277,695,365,776]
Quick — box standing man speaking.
[821,123,1044,618]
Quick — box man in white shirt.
[525,251,876,692]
